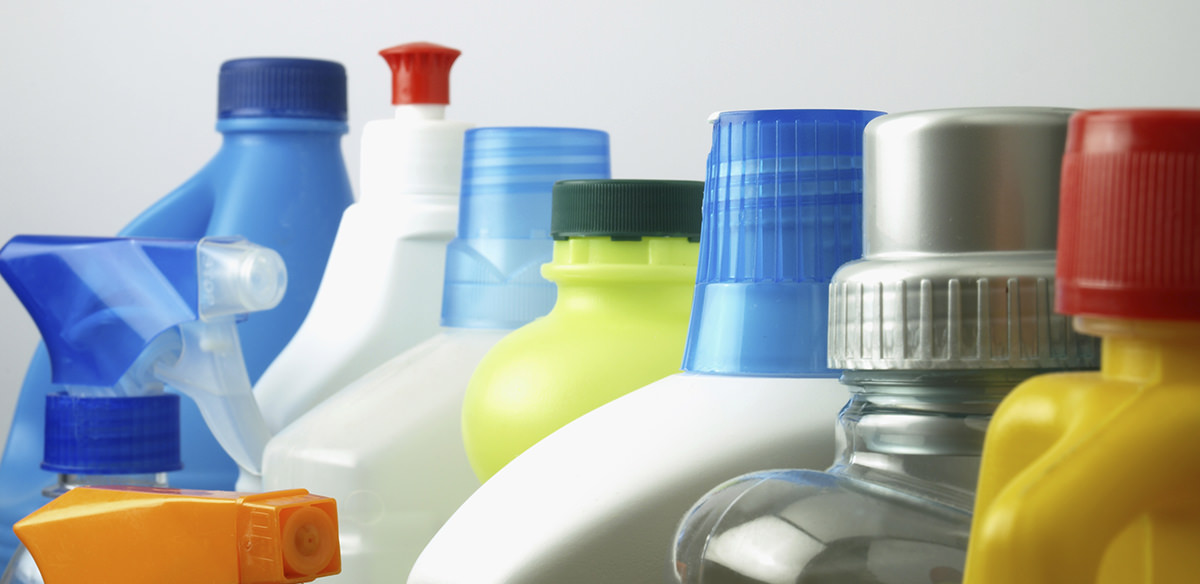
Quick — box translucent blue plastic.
[0,58,353,561]
[0,236,200,387]
[441,127,611,329]
[682,109,885,376]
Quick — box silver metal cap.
[828,108,1099,370]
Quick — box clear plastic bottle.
[262,126,610,582]
[672,108,1100,584]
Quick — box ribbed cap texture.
[828,108,1099,370]
[218,58,347,121]
[683,109,884,376]
[1057,109,1200,321]
[43,393,182,474]
[442,128,611,329]
[379,42,460,105]
[551,180,702,241]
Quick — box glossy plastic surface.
[13,486,339,584]
[0,474,170,584]
[409,374,848,584]
[379,43,460,105]
[684,109,883,376]
[965,110,1200,584]
[672,371,1031,584]
[461,234,701,480]
[265,329,505,583]
[965,320,1200,584]
[671,107,1098,584]
[1,236,280,480]
[1055,109,1200,320]
[0,66,352,560]
[252,46,471,437]
[262,126,611,581]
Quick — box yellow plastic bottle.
[12,486,341,584]
[462,179,702,480]
[965,110,1200,584]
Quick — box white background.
[1,0,1198,449]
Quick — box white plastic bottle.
[261,127,611,583]
[252,42,472,439]
[408,109,883,584]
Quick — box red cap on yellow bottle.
[13,486,340,584]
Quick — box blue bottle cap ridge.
[683,109,885,377]
[218,58,347,121]
[442,127,611,330]
[42,393,182,475]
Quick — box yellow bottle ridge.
[462,179,703,481]
[13,486,340,584]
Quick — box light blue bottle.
[0,58,354,561]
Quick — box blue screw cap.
[43,393,182,475]
[218,58,347,121]
[683,109,885,376]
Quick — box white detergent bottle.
[261,127,611,583]
[408,109,884,584]
[252,42,472,440]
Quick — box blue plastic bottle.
[0,58,354,561]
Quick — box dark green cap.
[550,179,703,242]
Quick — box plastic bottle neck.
[541,237,699,312]
[42,473,169,499]
[215,117,349,135]
[832,369,1044,509]
[394,104,447,122]
[1076,317,1200,383]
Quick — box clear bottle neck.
[42,473,169,498]
[833,369,1046,510]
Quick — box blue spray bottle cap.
[0,235,285,477]
[682,109,885,376]
[441,127,611,329]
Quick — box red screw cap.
[1057,109,1200,321]
[379,42,461,106]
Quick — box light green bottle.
[462,179,703,480]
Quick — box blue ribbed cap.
[218,58,347,121]
[442,127,611,329]
[43,393,182,474]
[682,109,885,376]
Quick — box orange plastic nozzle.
[379,41,461,105]
[13,486,340,584]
